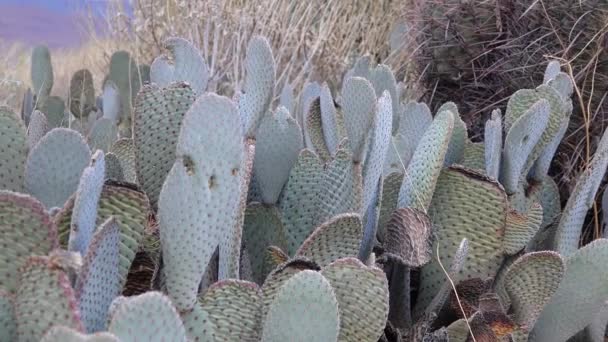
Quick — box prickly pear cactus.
[150,37,209,95]
[261,270,339,342]
[158,93,246,311]
[25,128,91,209]
[0,291,15,341]
[69,69,96,118]
[41,326,119,342]
[88,118,118,153]
[133,83,196,207]
[108,50,140,134]
[0,106,27,192]
[31,45,53,106]
[395,101,432,167]
[484,109,502,179]
[26,110,48,150]
[110,139,137,184]
[341,76,376,162]
[101,80,120,123]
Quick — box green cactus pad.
[362,91,393,212]
[321,258,389,342]
[158,93,245,310]
[101,80,121,123]
[530,239,608,341]
[395,101,432,166]
[26,110,49,150]
[0,106,27,192]
[548,72,574,100]
[68,150,105,255]
[260,259,321,320]
[501,251,564,334]
[532,114,570,180]
[242,203,289,284]
[25,128,91,209]
[484,109,502,179]
[320,83,345,156]
[398,109,454,211]
[75,217,121,333]
[503,203,543,255]
[377,171,404,239]
[368,64,399,133]
[55,182,149,289]
[253,106,302,204]
[108,51,140,126]
[104,153,124,182]
[543,61,561,84]
[533,176,561,229]
[108,291,187,341]
[461,141,486,171]
[110,139,137,184]
[15,256,83,341]
[554,128,608,256]
[278,149,324,255]
[21,87,34,126]
[382,208,432,267]
[500,100,550,194]
[295,213,363,268]
[200,280,262,341]
[133,82,196,208]
[261,270,339,342]
[180,304,215,341]
[298,82,321,139]
[279,82,294,115]
[0,191,57,294]
[317,145,363,224]
[31,45,53,104]
[150,37,209,95]
[88,119,118,153]
[439,103,466,166]
[416,167,507,312]
[340,76,376,162]
[0,291,15,341]
[238,36,276,137]
[69,69,96,119]
[41,326,119,342]
[40,95,67,128]
[305,99,332,162]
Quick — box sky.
[0,0,132,48]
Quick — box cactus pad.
[108,51,140,126]
[133,82,195,207]
[368,64,399,132]
[261,270,339,342]
[305,99,332,162]
[396,101,432,166]
[15,256,83,341]
[0,106,27,192]
[461,141,486,171]
[238,36,276,137]
[319,83,343,156]
[68,150,105,255]
[104,153,124,181]
[69,69,96,118]
[340,76,376,161]
[398,109,454,211]
[0,291,15,341]
[108,292,187,341]
[76,217,121,333]
[26,110,48,150]
[440,103,466,166]
[158,93,245,310]
[530,239,608,341]
[382,208,432,267]
[321,258,389,342]
[295,213,363,268]
[180,304,215,341]
[101,80,121,123]
[110,139,137,184]
[31,45,53,104]
[41,327,119,342]
[200,280,262,341]
[0,191,57,294]
[25,128,91,209]
[88,118,117,153]
[484,109,502,179]
[253,106,302,204]
[503,203,543,255]
[150,37,209,95]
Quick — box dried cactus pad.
[416,167,507,311]
[295,213,363,268]
[200,280,262,342]
[501,251,564,333]
[340,76,376,161]
[26,110,49,150]
[0,106,27,192]
[0,191,57,294]
[530,239,608,341]
[158,93,244,311]
[382,207,432,267]
[151,37,209,95]
[133,82,196,208]
[398,108,454,211]
[69,69,96,119]
[261,270,339,342]
[253,106,303,204]
[0,291,15,341]
[238,36,276,137]
[25,128,91,209]
[41,326,119,342]
[108,292,187,341]
[321,258,389,342]
[16,256,83,341]
[76,217,121,333]
[68,150,106,255]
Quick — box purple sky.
[0,0,131,48]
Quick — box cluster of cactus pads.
[1,34,607,342]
